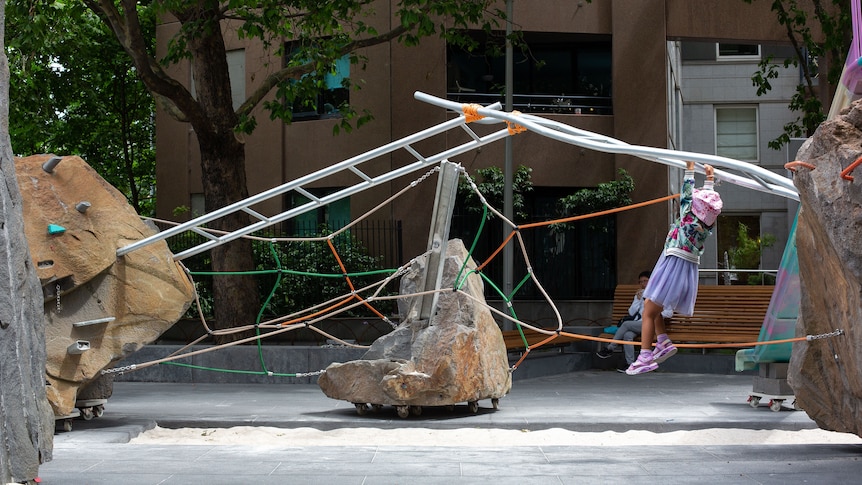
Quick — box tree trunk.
[200,138,260,344]
[187,21,260,344]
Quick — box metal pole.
[419,160,461,321]
[503,0,514,327]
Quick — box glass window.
[450,186,616,299]
[285,188,350,236]
[716,106,758,162]
[447,32,612,115]
[717,43,761,60]
[284,42,349,121]
[716,215,773,285]
[226,49,246,110]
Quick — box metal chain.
[807,329,845,341]
[295,369,326,378]
[409,165,441,187]
[101,364,137,375]
[56,284,61,314]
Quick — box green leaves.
[554,169,634,232]
[7,0,156,215]
[747,0,850,149]
[457,165,534,221]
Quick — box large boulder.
[318,239,512,410]
[0,87,54,484]
[15,154,195,416]
[790,99,862,437]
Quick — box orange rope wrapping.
[462,103,484,123]
[506,110,526,135]
[841,155,862,181]
[784,160,816,172]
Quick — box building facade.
[154,1,832,322]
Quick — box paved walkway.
[39,371,862,484]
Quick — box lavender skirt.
[643,251,698,316]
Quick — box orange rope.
[556,330,811,349]
[327,239,388,320]
[474,230,518,273]
[506,110,526,135]
[462,103,484,123]
[841,155,862,181]
[784,160,816,172]
[519,193,680,230]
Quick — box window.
[226,50,246,110]
[284,42,349,121]
[716,106,758,162]
[447,32,612,115]
[285,188,350,235]
[190,193,206,218]
[450,186,616,299]
[716,215,774,285]
[716,43,760,60]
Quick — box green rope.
[455,204,489,290]
[478,272,527,348]
[254,242,284,374]
[161,361,298,377]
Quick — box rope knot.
[462,103,484,123]
[507,111,526,135]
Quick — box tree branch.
[235,22,412,119]
[83,0,204,124]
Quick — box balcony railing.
[446,92,612,115]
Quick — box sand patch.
[131,426,862,447]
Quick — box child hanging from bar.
[626,161,722,375]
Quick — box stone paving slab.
[38,371,862,484]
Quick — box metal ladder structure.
[117,91,799,261]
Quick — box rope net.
[104,163,835,378]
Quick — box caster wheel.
[63,419,72,432]
[445,405,455,412]
[410,406,422,416]
[80,407,94,421]
[396,405,410,418]
[492,398,499,410]
[748,396,761,408]
[769,399,783,412]
[93,404,105,418]
[791,399,802,411]
[354,403,369,416]
[468,401,479,414]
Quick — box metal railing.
[446,92,612,115]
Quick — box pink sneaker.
[625,354,658,375]
[652,339,678,364]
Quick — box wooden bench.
[609,284,774,346]
[501,328,580,351]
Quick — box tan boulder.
[790,100,862,437]
[318,239,512,412]
[16,154,194,416]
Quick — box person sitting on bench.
[597,270,672,369]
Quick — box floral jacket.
[663,170,713,264]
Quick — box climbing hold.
[47,224,66,235]
[72,317,116,327]
[67,340,90,355]
[42,155,62,173]
[76,201,91,213]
